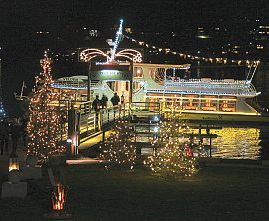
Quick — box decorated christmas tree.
[144,106,198,177]
[99,120,136,169]
[27,51,65,162]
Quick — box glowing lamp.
[9,152,19,172]
[66,135,78,155]
[152,115,160,122]
[72,135,78,155]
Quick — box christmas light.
[27,51,65,162]
[79,48,143,63]
[144,105,199,177]
[109,19,123,62]
[124,35,260,66]
[99,120,136,169]
[79,20,143,63]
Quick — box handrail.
[75,102,161,144]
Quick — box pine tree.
[99,120,136,169]
[27,51,65,162]
[144,106,198,177]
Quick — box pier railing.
[64,101,161,145]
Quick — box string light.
[79,20,143,63]
[124,35,260,66]
[27,51,65,162]
[99,120,136,169]
[109,19,124,62]
[144,105,199,177]
[79,48,142,63]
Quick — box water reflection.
[210,127,261,160]
[136,125,268,160]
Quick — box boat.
[48,59,269,123]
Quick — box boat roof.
[133,63,190,69]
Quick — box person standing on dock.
[121,92,125,105]
[111,92,120,107]
[92,95,101,112]
[101,94,108,109]
[92,95,101,131]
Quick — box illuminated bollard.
[66,138,72,156]
[66,135,78,156]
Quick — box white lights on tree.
[99,120,136,169]
[144,105,199,177]
[27,51,65,162]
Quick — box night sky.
[0,0,269,116]
[1,1,269,34]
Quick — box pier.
[66,102,219,158]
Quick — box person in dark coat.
[101,94,108,109]
[92,95,101,112]
[121,93,125,104]
[111,92,120,106]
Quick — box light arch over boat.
[79,48,143,63]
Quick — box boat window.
[200,95,217,111]
[219,96,236,112]
[182,95,199,110]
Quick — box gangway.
[66,101,161,147]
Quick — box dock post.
[102,130,106,143]
[209,137,212,157]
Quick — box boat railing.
[165,83,250,90]
[146,88,258,96]
[165,78,249,85]
[129,102,161,117]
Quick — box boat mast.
[109,19,123,63]
[248,60,260,83]
[20,81,26,97]
[245,62,253,81]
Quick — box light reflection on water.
[136,125,266,160]
[209,127,261,160]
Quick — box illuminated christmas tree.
[144,106,198,177]
[99,120,136,169]
[27,51,65,162]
